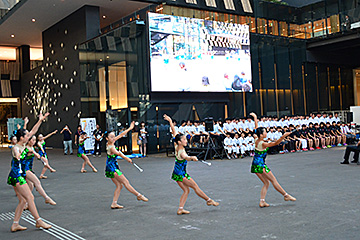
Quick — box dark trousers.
[286,140,295,151]
[94,141,101,155]
[343,145,360,163]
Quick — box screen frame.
[147,12,252,94]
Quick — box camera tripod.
[202,135,222,160]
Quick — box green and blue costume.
[77,142,85,157]
[171,149,191,182]
[7,148,29,186]
[251,141,270,173]
[38,141,47,158]
[105,153,123,178]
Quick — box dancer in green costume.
[164,114,219,215]
[250,112,296,208]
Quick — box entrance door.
[106,108,132,154]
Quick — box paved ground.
[0,146,360,240]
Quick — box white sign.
[80,118,97,151]
[351,21,360,29]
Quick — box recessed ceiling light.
[32,18,36,22]
[102,15,106,19]
[10,34,15,38]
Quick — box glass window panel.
[223,0,235,10]
[205,0,217,7]
[313,19,327,37]
[279,22,288,37]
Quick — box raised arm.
[23,117,29,130]
[164,114,177,137]
[250,113,258,129]
[114,121,135,142]
[27,113,50,138]
[43,129,58,140]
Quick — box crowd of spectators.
[170,112,357,159]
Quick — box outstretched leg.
[81,155,97,172]
[263,171,296,201]
[182,178,219,206]
[25,171,56,205]
[114,173,148,202]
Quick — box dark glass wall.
[78,4,355,153]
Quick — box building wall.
[21,5,100,148]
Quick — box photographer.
[60,125,73,155]
[93,124,103,157]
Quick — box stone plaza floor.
[0,146,359,240]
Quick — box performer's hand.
[163,114,172,122]
[39,112,50,121]
[191,156,198,161]
[127,158,133,164]
[24,117,29,125]
[249,112,257,119]
[54,130,58,134]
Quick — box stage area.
[0,147,359,240]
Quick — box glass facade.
[79,1,357,153]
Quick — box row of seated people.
[224,121,356,158]
[170,112,356,158]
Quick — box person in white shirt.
[267,128,277,142]
[283,116,289,127]
[190,121,201,147]
[245,132,255,156]
[334,112,341,123]
[178,121,187,135]
[224,133,233,159]
[231,133,241,158]
[246,117,255,131]
[184,120,195,141]
[223,118,235,136]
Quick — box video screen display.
[148,12,252,92]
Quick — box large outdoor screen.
[148,13,252,92]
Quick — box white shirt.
[224,137,232,146]
[223,123,233,132]
[178,126,186,134]
[247,121,255,131]
[246,136,255,145]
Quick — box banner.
[7,118,24,140]
[79,118,97,151]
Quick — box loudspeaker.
[347,112,353,123]
[204,117,214,132]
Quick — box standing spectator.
[93,124,103,157]
[138,122,148,157]
[74,125,83,146]
[60,125,73,155]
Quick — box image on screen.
[148,12,252,92]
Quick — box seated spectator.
[340,140,360,165]
[224,133,233,159]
